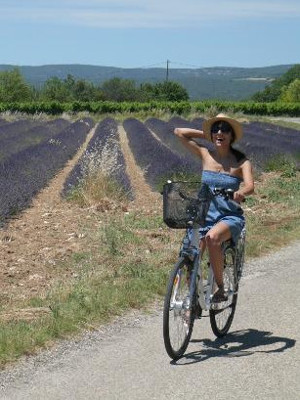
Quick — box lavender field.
[1,115,299,224]
[0,117,94,224]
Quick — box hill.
[0,63,294,101]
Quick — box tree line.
[0,68,189,103]
[0,65,299,104]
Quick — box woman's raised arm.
[234,160,255,203]
[174,127,206,139]
[174,127,207,157]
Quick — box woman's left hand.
[233,191,245,203]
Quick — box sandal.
[212,286,228,303]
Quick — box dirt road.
[1,241,299,400]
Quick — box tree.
[152,81,189,101]
[41,75,103,102]
[0,68,32,102]
[41,77,71,102]
[140,81,189,101]
[252,64,300,102]
[100,78,140,101]
[73,79,98,101]
[280,79,300,102]
[274,64,300,88]
[251,85,280,102]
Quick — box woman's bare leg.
[205,222,232,288]
[200,238,206,254]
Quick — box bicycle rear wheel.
[163,258,196,360]
[210,245,238,337]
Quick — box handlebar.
[162,180,244,204]
[213,187,234,200]
[177,186,236,202]
[213,187,246,203]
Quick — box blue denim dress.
[199,170,245,244]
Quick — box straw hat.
[202,113,243,143]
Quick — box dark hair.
[230,128,247,162]
[231,146,247,162]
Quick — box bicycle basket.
[162,181,213,229]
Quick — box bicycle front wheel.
[163,258,196,360]
[210,245,238,337]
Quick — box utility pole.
[166,59,170,82]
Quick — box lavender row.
[147,118,299,170]
[123,118,201,189]
[0,118,70,162]
[241,123,300,154]
[0,118,94,223]
[0,119,40,140]
[63,118,134,199]
[248,121,300,142]
[145,117,214,159]
[145,118,190,157]
[238,123,300,169]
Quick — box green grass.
[265,154,297,178]
[0,212,172,367]
[124,212,164,230]
[244,170,300,257]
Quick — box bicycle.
[162,181,246,360]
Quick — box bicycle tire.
[163,258,196,360]
[209,245,238,337]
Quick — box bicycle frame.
[180,224,215,313]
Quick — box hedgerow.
[1,100,299,116]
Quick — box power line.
[166,60,205,69]
[139,61,167,69]
[137,60,206,70]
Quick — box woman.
[174,113,254,302]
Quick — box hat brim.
[203,115,243,143]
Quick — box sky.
[0,0,300,69]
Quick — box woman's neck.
[215,146,231,159]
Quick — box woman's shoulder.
[240,158,253,172]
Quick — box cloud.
[1,0,300,28]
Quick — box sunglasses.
[211,121,232,134]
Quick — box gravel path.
[1,240,299,399]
